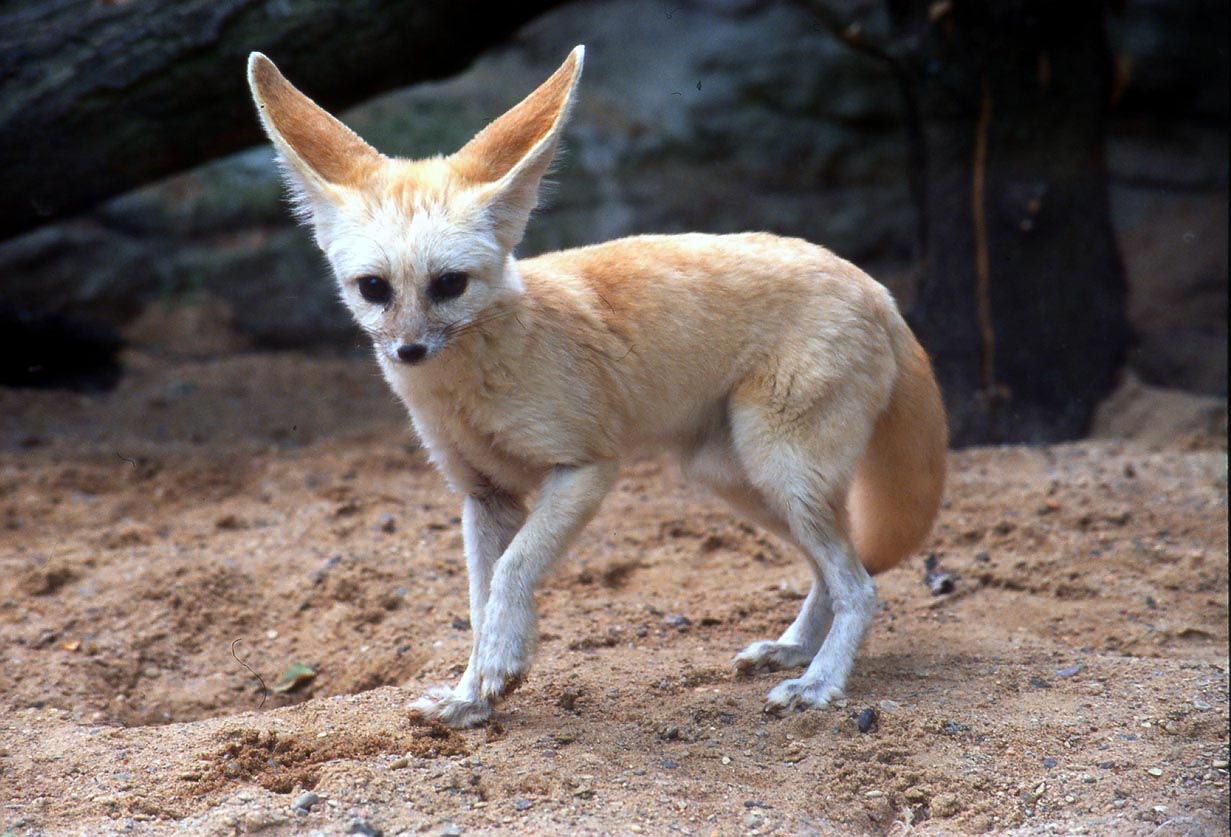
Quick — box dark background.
[0,0,1226,444]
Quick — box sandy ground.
[0,350,1227,836]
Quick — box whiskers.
[443,307,524,342]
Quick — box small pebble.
[389,756,409,769]
[1055,663,1085,678]
[377,512,396,533]
[557,686,582,712]
[513,798,532,811]
[293,791,321,813]
[922,554,955,595]
[348,818,382,837]
[856,707,878,734]
[664,614,692,629]
[1043,758,1057,769]
[1148,767,1163,777]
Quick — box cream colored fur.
[247,47,947,727]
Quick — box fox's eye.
[428,271,469,303]
[357,275,392,305]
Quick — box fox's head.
[247,47,584,367]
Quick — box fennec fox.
[247,47,947,727]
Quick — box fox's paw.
[734,640,814,675]
[763,676,844,715]
[409,685,492,728]
[476,600,535,703]
[475,649,529,703]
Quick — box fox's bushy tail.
[849,318,948,575]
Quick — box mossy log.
[0,0,564,240]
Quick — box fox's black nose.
[396,343,428,364]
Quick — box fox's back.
[513,232,904,453]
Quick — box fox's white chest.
[380,362,546,495]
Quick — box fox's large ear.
[451,46,585,251]
[247,53,383,224]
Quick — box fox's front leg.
[475,461,618,706]
[411,490,525,727]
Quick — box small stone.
[1043,758,1057,769]
[864,790,883,798]
[439,825,462,837]
[1055,663,1085,678]
[389,756,410,769]
[513,798,532,811]
[293,792,321,813]
[1213,760,1229,769]
[347,817,383,836]
[922,555,956,595]
[377,512,396,533]
[664,614,692,629]
[856,707,878,734]
[1148,767,1163,777]
[744,813,765,828]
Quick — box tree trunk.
[0,0,564,241]
[894,1,1130,445]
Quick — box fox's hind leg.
[681,424,833,673]
[410,490,526,727]
[728,374,883,712]
[734,576,833,674]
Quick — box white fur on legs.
[473,461,618,704]
[678,424,835,675]
[727,383,880,714]
[734,576,833,673]
[411,490,525,727]
[763,526,875,712]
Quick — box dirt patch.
[196,722,468,795]
[0,351,1226,835]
